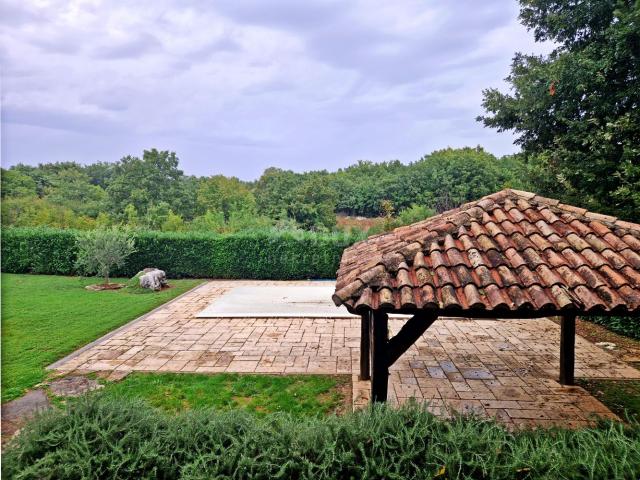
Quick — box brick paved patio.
[51,281,640,427]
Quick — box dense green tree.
[330,160,407,216]
[190,210,225,232]
[225,209,272,233]
[479,0,640,219]
[1,169,37,198]
[288,175,338,231]
[174,176,200,221]
[161,211,187,232]
[123,204,140,227]
[254,168,300,219]
[10,164,55,197]
[83,162,115,189]
[197,175,256,220]
[105,149,186,218]
[254,168,338,229]
[46,168,106,217]
[410,147,516,212]
[1,197,95,230]
[143,202,172,231]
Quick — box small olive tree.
[75,227,136,285]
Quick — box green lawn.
[1,274,203,403]
[577,378,640,422]
[93,372,349,416]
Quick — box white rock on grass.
[139,268,167,291]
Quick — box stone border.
[46,281,210,371]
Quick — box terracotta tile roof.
[332,189,640,316]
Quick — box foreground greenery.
[4,397,640,479]
[96,372,348,416]
[1,274,202,402]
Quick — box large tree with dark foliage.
[106,149,195,220]
[478,0,639,219]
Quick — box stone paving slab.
[1,390,51,443]
[51,280,640,427]
[196,285,354,318]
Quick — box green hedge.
[1,228,78,275]
[1,227,360,279]
[4,396,640,479]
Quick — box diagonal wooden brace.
[370,311,438,402]
[386,313,438,367]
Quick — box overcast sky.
[0,0,550,179]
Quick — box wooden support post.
[359,312,371,380]
[370,311,389,402]
[559,314,576,385]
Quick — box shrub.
[3,396,640,479]
[585,316,640,340]
[1,227,361,279]
[397,204,436,225]
[75,227,136,284]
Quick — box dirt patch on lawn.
[85,283,126,291]
[325,375,352,415]
[577,378,640,422]
[232,395,253,408]
[550,317,640,364]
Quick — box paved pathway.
[51,281,640,427]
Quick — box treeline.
[1,146,528,233]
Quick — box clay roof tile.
[333,189,640,316]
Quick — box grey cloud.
[80,88,136,112]
[184,132,279,148]
[243,79,294,96]
[29,34,83,55]
[173,35,243,70]
[1,0,546,178]
[303,7,514,86]
[212,0,343,31]
[0,2,44,26]
[210,0,516,86]
[3,106,125,135]
[92,33,162,59]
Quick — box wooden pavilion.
[332,189,640,402]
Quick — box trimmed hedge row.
[4,396,640,479]
[1,227,361,279]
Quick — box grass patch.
[4,396,640,479]
[577,378,640,422]
[96,372,349,416]
[1,274,203,403]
